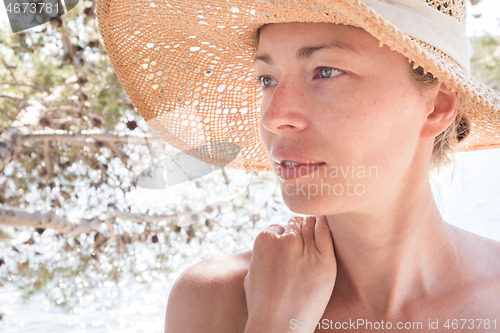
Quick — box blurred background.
[0,0,499,332]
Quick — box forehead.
[254,22,384,64]
[256,22,377,49]
[253,22,414,83]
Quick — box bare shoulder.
[164,250,251,333]
[448,224,500,273]
[468,232,500,319]
[447,224,500,312]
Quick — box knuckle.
[280,229,302,246]
[304,215,316,225]
[287,216,304,225]
[302,216,315,230]
[254,227,280,247]
[280,232,295,243]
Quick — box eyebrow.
[253,41,359,64]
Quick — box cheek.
[258,95,268,134]
[321,81,424,165]
[370,92,424,167]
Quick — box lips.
[271,149,326,179]
[271,149,325,165]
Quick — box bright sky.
[466,0,500,36]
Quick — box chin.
[280,189,344,216]
[277,173,370,214]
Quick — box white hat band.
[363,0,471,72]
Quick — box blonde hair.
[409,63,470,168]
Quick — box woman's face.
[255,23,435,215]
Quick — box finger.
[263,224,285,235]
[243,271,250,291]
[314,215,334,255]
[287,215,303,227]
[286,216,303,234]
[282,217,304,244]
[302,216,316,249]
[253,224,285,253]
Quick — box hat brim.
[97,0,500,172]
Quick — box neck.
[326,179,462,318]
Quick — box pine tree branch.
[0,204,177,234]
[0,205,109,234]
[24,129,163,145]
[0,127,162,172]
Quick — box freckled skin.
[164,23,500,333]
[256,23,428,215]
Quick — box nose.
[259,78,310,134]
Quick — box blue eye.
[258,76,277,88]
[317,67,343,79]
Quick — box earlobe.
[420,82,459,139]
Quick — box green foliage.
[0,1,133,133]
[0,228,11,240]
[471,35,500,90]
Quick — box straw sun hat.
[97,0,500,172]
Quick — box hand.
[243,215,337,333]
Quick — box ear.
[420,82,459,139]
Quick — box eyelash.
[256,67,344,88]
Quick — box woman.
[97,0,500,332]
